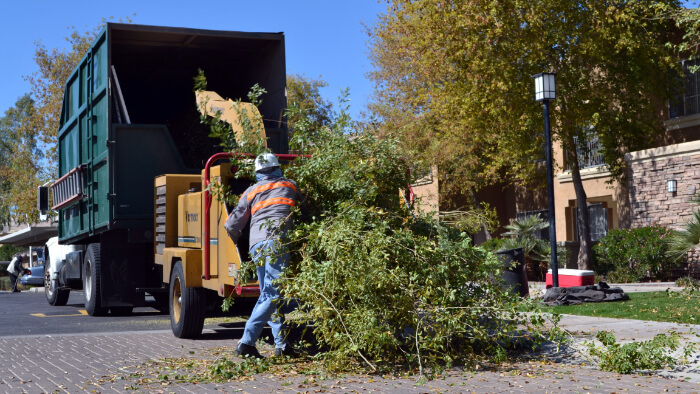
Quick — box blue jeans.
[240,239,291,349]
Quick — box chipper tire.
[170,261,205,338]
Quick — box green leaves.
[203,75,558,376]
[0,95,40,225]
[594,225,677,282]
[587,330,693,374]
[666,209,700,263]
[207,356,270,379]
[286,74,333,146]
[368,0,688,199]
[195,69,268,158]
[278,98,556,374]
[501,215,552,264]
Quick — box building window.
[566,133,605,171]
[669,59,700,119]
[573,203,609,242]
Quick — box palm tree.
[667,198,700,263]
[500,215,550,261]
[500,215,553,280]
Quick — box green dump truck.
[38,23,288,316]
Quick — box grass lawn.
[546,291,700,325]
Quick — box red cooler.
[546,269,594,288]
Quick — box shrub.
[0,277,10,291]
[0,244,22,261]
[593,225,677,282]
[675,276,700,289]
[501,215,550,263]
[498,215,565,281]
[667,208,700,263]
[478,237,505,252]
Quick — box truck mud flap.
[63,250,84,288]
[99,229,154,307]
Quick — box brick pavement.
[1,329,700,393]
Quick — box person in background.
[7,254,22,293]
[225,153,302,359]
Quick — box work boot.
[274,344,300,358]
[234,342,264,359]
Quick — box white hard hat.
[254,153,280,172]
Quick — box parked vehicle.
[37,23,288,324]
[20,263,45,286]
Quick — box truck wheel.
[83,244,108,316]
[170,261,205,338]
[45,259,69,306]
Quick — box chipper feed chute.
[195,90,267,147]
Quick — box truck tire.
[83,244,108,316]
[170,261,205,338]
[45,259,69,306]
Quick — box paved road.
[0,290,171,336]
[0,289,255,337]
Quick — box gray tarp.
[543,283,629,306]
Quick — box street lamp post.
[533,72,559,288]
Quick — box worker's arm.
[224,190,252,243]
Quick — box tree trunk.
[481,222,493,241]
[570,156,594,270]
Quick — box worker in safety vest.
[225,152,302,359]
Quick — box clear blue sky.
[0,0,388,120]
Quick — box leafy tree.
[0,95,40,225]
[368,0,691,270]
[282,109,541,373]
[0,244,22,261]
[673,7,700,56]
[286,73,333,142]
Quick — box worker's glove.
[227,229,242,244]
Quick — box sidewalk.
[531,281,700,384]
[530,281,682,294]
[2,327,699,393]
[555,314,700,382]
